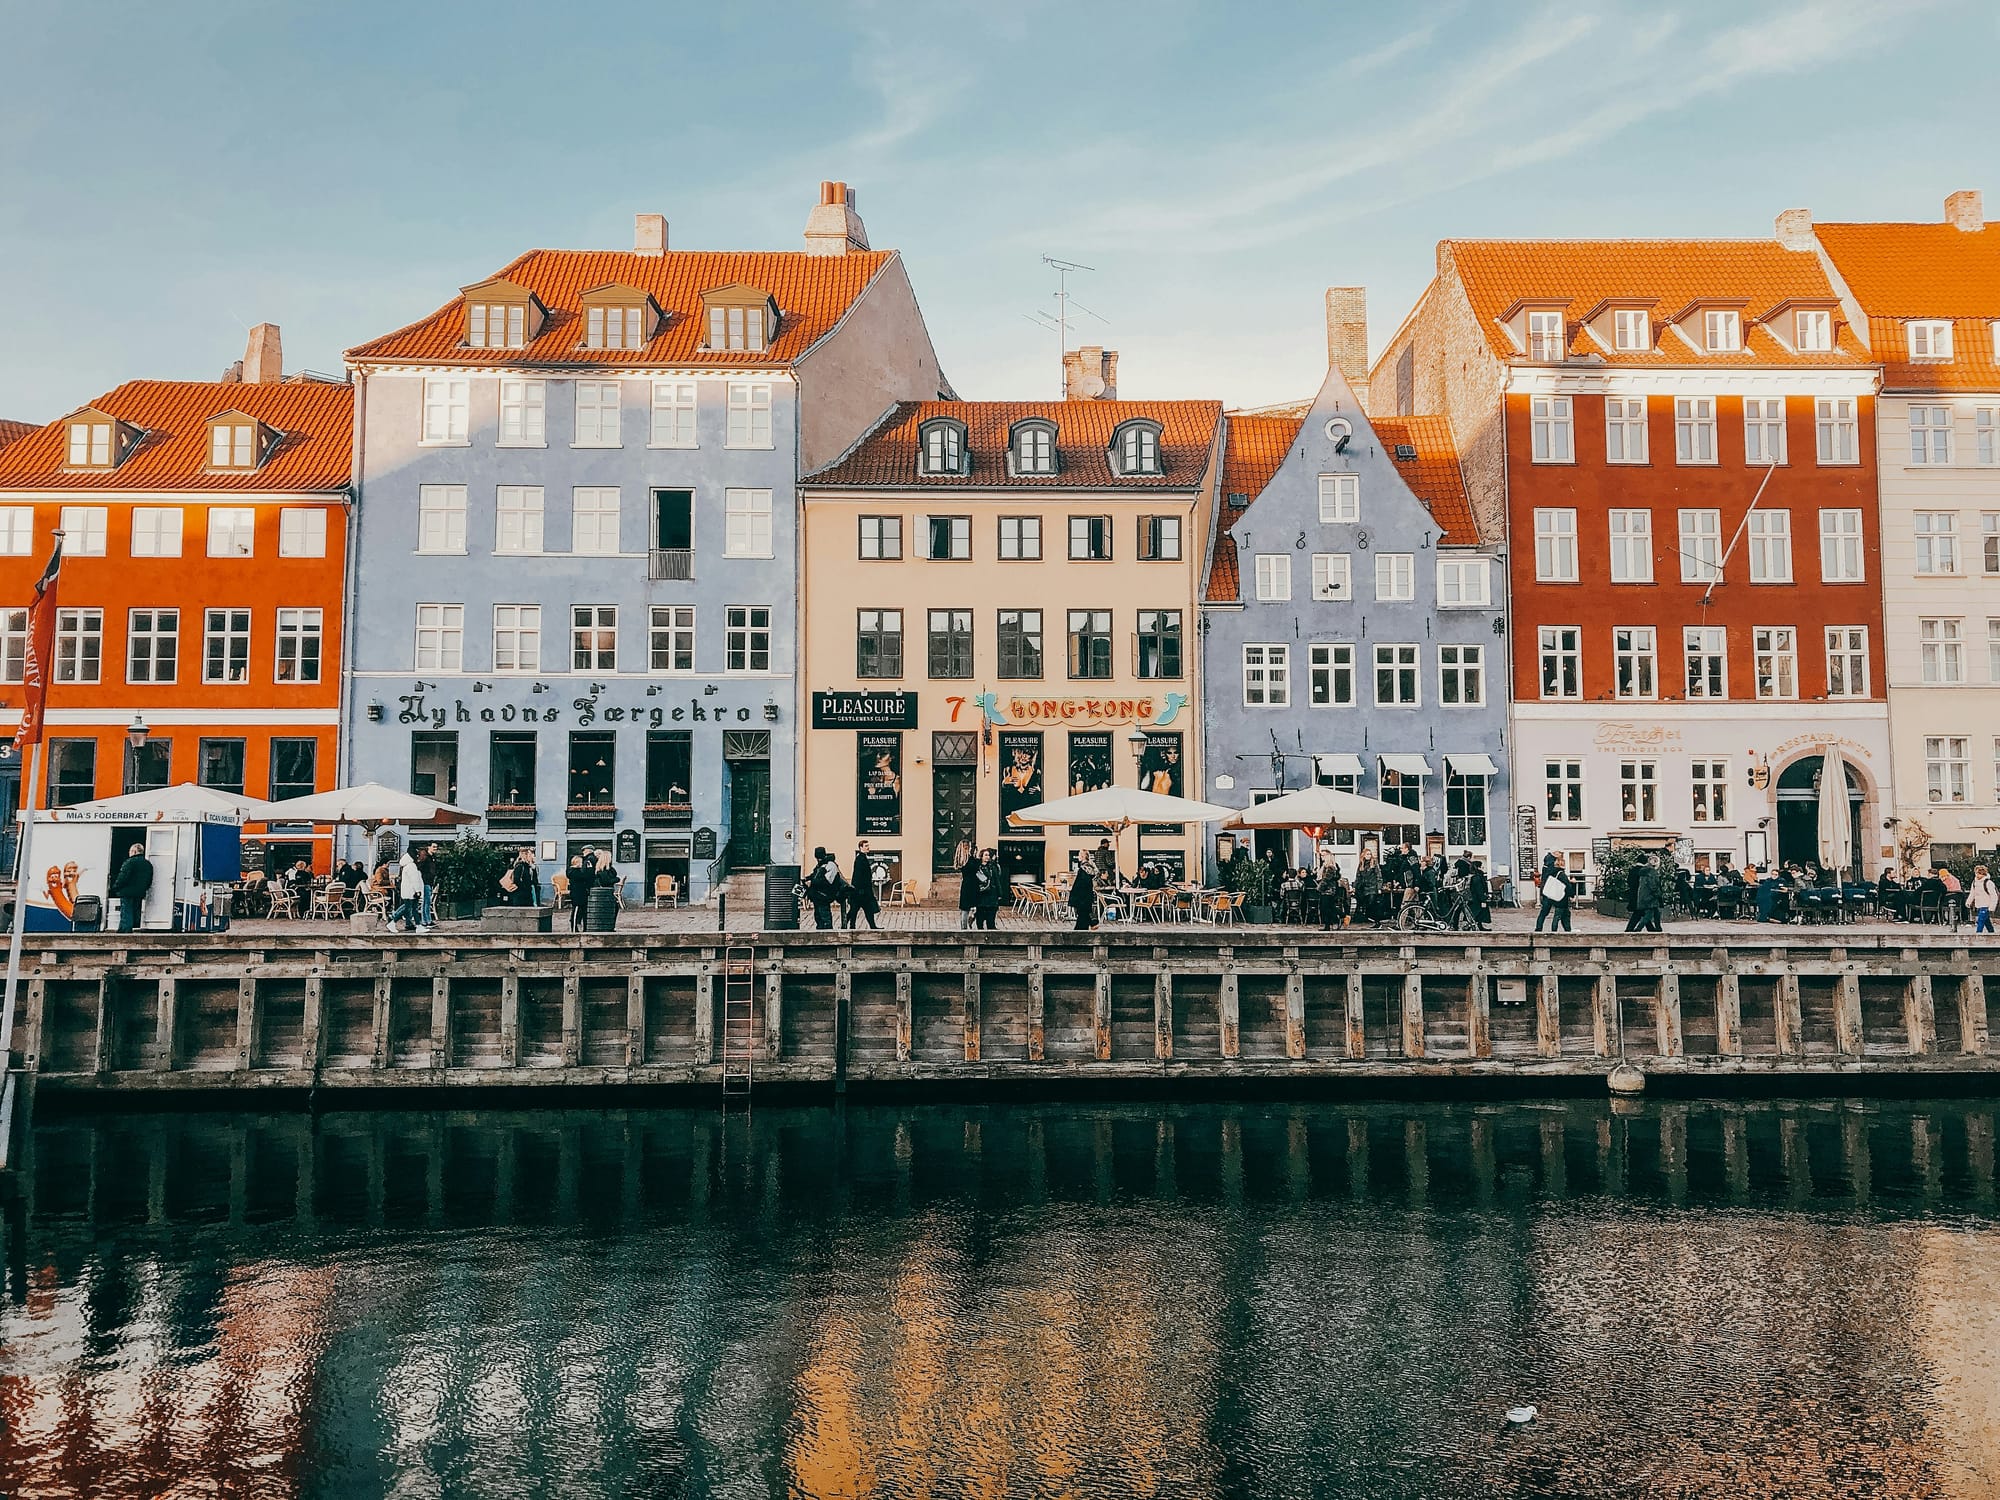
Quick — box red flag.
[13,537,62,752]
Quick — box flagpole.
[0,739,41,1171]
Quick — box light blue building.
[1200,335,1512,881]
[342,187,947,899]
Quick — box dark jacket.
[567,862,593,904]
[849,853,879,908]
[959,857,983,911]
[508,858,538,906]
[112,854,154,899]
[1069,866,1096,914]
[1636,868,1665,910]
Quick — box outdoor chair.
[266,887,298,920]
[653,874,680,909]
[312,883,346,920]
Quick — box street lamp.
[125,715,150,752]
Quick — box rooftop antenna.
[1042,255,1095,398]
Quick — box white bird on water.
[1505,1406,1539,1426]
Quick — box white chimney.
[1326,287,1368,405]
[1063,347,1118,400]
[1774,207,1815,251]
[634,213,668,256]
[1946,190,1984,232]
[803,180,870,256]
[242,323,282,385]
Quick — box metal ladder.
[721,945,756,1104]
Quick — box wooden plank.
[1591,974,1615,1059]
[764,971,783,1063]
[693,967,714,1063]
[1219,971,1240,1058]
[1026,963,1045,1062]
[499,974,522,1067]
[155,976,178,1072]
[1401,974,1424,1058]
[895,970,913,1063]
[1536,972,1561,1058]
[1715,971,1742,1057]
[1094,972,1112,1061]
[302,974,325,1073]
[1907,973,1937,1056]
[1775,970,1803,1057]
[1154,972,1173,1061]
[561,974,582,1067]
[1466,970,1491,1060]
[1656,971,1683,1059]
[371,974,391,1070]
[1283,970,1306,1060]
[1344,971,1365,1060]
[234,977,258,1071]
[963,969,981,1063]
[626,973,646,1067]
[93,975,113,1076]
[431,976,451,1070]
[1960,973,1988,1056]
[1834,972,1863,1057]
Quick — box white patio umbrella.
[66,782,277,822]
[1221,784,1422,834]
[257,782,478,832]
[1006,786,1236,833]
[1817,743,1854,878]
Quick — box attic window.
[1393,443,1418,462]
[1527,310,1565,361]
[67,419,114,468]
[1226,492,1249,509]
[1011,419,1056,475]
[709,305,766,352]
[209,421,259,469]
[1704,310,1742,352]
[1612,310,1650,351]
[918,419,967,476]
[1908,320,1954,361]
[587,305,645,350]
[468,302,526,349]
[1795,309,1833,352]
[1112,420,1162,476]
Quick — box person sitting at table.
[1317,863,1351,930]
[1752,866,1786,923]
[1876,866,1906,921]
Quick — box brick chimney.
[1946,190,1984,232]
[242,323,282,385]
[803,180,870,256]
[1326,287,1368,406]
[1774,207,1815,250]
[1063,346,1118,400]
[634,213,668,256]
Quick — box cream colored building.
[1810,193,2000,863]
[799,394,1222,896]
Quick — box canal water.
[5,1099,2000,1498]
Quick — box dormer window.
[701,285,779,353]
[1011,419,1056,476]
[1527,310,1566,361]
[1795,309,1833,352]
[587,305,643,350]
[63,409,134,471]
[918,418,968,476]
[1704,310,1742,352]
[1909,320,1954,361]
[1111,420,1162,477]
[1612,309,1650,351]
[460,278,542,349]
[210,422,257,469]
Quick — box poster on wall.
[1067,731,1113,834]
[1139,731,1185,834]
[998,731,1044,837]
[1139,846,1187,883]
[857,732,903,836]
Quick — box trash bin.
[208,890,232,933]
[585,885,620,932]
[71,895,104,933]
[764,864,802,931]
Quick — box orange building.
[0,327,352,870]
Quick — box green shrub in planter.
[431,834,515,919]
[1228,852,1277,922]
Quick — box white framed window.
[0,506,29,556]
[923,422,963,475]
[1255,553,1292,602]
[210,422,255,469]
[1825,625,1868,699]
[1436,556,1490,606]
[1920,617,1965,683]
[1243,644,1290,707]
[1816,398,1858,464]
[1703,309,1741,352]
[858,515,902,560]
[1613,309,1650,351]
[1678,509,1722,583]
[205,507,254,558]
[421,377,469,444]
[643,382,695,449]
[126,608,177,685]
[1795,309,1833,352]
[1986,514,2000,575]
[59,505,106,556]
[650,606,696,673]
[1743,398,1786,465]
[467,302,525,349]
[1530,396,1573,463]
[496,487,545,554]
[275,607,322,683]
[1374,552,1414,602]
[1311,553,1351,601]
[585,304,644,351]
[1534,508,1577,581]
[414,604,463,672]
[1684,626,1727,699]
[1820,509,1864,581]
[68,420,112,467]
[1605,397,1648,463]
[1619,761,1659,823]
[1539,626,1581,700]
[55,607,103,683]
[1373,643,1419,706]
[1318,473,1359,523]
[998,516,1041,560]
[417,485,466,554]
[1527,309,1565,360]
[129,507,181,558]
[277,508,325,559]
[1545,759,1584,824]
[726,383,773,448]
[1911,406,1954,465]
[1613,626,1656,699]
[1908,321,1953,361]
[1438,643,1483,706]
[493,604,542,674]
[1927,736,1969,804]
[1753,626,1798,699]
[571,487,621,555]
[0,609,22,684]
[1691,760,1728,825]
[1978,408,1997,466]
[724,489,773,558]
[1308,643,1354,706]
[1608,510,1653,583]
[1747,510,1792,583]
[498,379,546,445]
[1915,512,1959,574]
[1674,397,1717,463]
[709,305,767,352]
[571,605,617,671]
[202,607,251,684]
[1991,619,2000,683]
[573,381,622,447]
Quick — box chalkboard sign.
[764,864,802,930]
[616,829,640,864]
[692,827,718,860]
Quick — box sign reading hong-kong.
[947,691,1189,727]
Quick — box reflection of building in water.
[1915,1228,2000,1498]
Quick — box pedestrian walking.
[1069,861,1097,931]
[395,848,428,932]
[415,843,438,928]
[1535,854,1573,933]
[958,849,982,930]
[1970,864,1999,935]
[805,847,840,930]
[1629,854,1665,933]
[565,853,590,932]
[975,849,1004,930]
[846,842,881,930]
[111,841,153,932]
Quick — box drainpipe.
[338,369,367,867]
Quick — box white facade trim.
[345,362,802,384]
[0,708,340,726]
[1507,366,1877,399]
[1519,701,1888,724]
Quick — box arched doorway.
[1775,754,1864,872]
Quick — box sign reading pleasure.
[813,691,918,730]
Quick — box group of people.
[803,843,886,930]
[1338,844,1491,930]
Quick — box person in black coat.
[1069,863,1097,930]
[565,853,591,931]
[846,843,881,931]
[959,851,983,929]
[974,849,1004,930]
[111,842,153,932]
[804,847,840,930]
[507,850,539,907]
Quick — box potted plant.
[1594,847,1646,922]
[431,834,515,920]
[1230,853,1277,923]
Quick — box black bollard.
[717,893,727,933]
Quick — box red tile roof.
[1207,414,1302,602]
[1815,220,2000,390]
[1372,415,1476,546]
[347,249,895,368]
[0,420,34,453]
[0,379,354,493]
[1449,239,1865,367]
[804,400,1223,489]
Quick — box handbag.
[499,868,517,894]
[1543,873,1568,903]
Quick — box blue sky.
[2,0,1994,421]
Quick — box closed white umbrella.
[1222,784,1420,832]
[1817,744,1854,877]
[258,782,478,831]
[1006,786,1235,831]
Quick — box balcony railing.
[644,801,694,829]
[486,802,537,830]
[649,548,694,581]
[566,802,617,829]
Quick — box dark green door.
[728,759,771,865]
[932,766,977,874]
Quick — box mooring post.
[1219,970,1241,1059]
[1344,971,1365,1060]
[963,962,981,1063]
[561,973,582,1067]
[1466,969,1491,1060]
[1775,970,1804,1057]
[764,969,782,1063]
[1536,971,1561,1059]
[693,965,714,1063]
[1284,968,1306,1060]
[1715,970,1742,1058]
[834,963,852,1089]
[1026,957,1045,1062]
[93,974,114,1075]
[155,976,178,1072]
[1835,971,1864,1057]
[1154,971,1173,1061]
[1655,971,1683,1059]
[1093,971,1112,1061]
[1400,973,1424,1058]
[302,973,325,1074]
[1959,972,1988,1056]
[895,970,913,1062]
[1591,974,1615,1058]
[500,973,522,1066]
[235,976,258,1072]
[370,972,391,1070]
[1907,972,1938,1056]
[431,976,451,1070]
[625,973,646,1067]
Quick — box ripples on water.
[4,1098,2000,1498]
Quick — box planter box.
[1596,897,1630,921]
[481,904,554,933]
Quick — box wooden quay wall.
[12,929,2000,1102]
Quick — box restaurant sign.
[813,691,918,730]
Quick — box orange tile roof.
[1449,238,1864,367]
[0,420,34,452]
[0,379,354,494]
[1207,414,1302,602]
[804,400,1222,490]
[347,248,895,368]
[1372,415,1476,546]
[1815,221,2000,390]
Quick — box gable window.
[0,507,30,556]
[1679,509,1722,583]
[1613,309,1650,351]
[1136,610,1182,679]
[1255,553,1291,601]
[1908,321,1953,361]
[585,304,645,351]
[1012,421,1056,475]
[1534,508,1577,581]
[1068,610,1113,679]
[206,507,255,558]
[1437,556,1489,606]
[1796,309,1833,352]
[1309,643,1354,706]
[996,610,1043,678]
[496,487,545,554]
[1539,626,1580,700]
[726,384,772,447]
[1608,510,1653,583]
[1373,643,1419,706]
[1530,396,1573,462]
[649,381,696,447]
[1674,397,1716,463]
[68,419,114,467]
[203,608,251,684]
[1527,309,1565,360]
[1438,643,1483,706]
[1816,398,1858,464]
[130,507,180,558]
[1914,511,1959,574]
[1606,397,1647,463]
[574,381,622,447]
[998,516,1041,560]
[571,487,622,555]
[279,508,327,558]
[1138,515,1181,560]
[421,378,469,444]
[1820,509,1863,581]
[1754,626,1797,699]
[209,421,257,468]
[1242,644,1289,706]
[1319,473,1360,523]
[467,301,526,349]
[1374,552,1414,602]
[927,515,971,561]
[275,608,322,683]
[1068,516,1111,561]
[708,303,768,352]
[927,609,973,678]
[1113,422,1161,476]
[126,608,177,685]
[723,489,772,558]
[500,379,546,445]
[649,606,695,673]
[55,608,102,684]
[858,515,902,560]
[1614,626,1657,699]
[1703,309,1741,352]
[57,505,106,556]
[1911,406,1953,465]
[571,606,617,672]
[1684,627,1727,699]
[1746,510,1792,583]
[1826,625,1869,699]
[1311,553,1351,601]
[1744,398,1786,465]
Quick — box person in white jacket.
[395,850,429,933]
[1970,863,1999,936]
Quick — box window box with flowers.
[645,800,694,828]
[486,802,537,830]
[566,802,617,828]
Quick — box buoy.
[1607,1062,1647,1094]
[1505,1406,1538,1426]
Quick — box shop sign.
[949,691,1189,728]
[1592,722,1684,751]
[1772,733,1875,761]
[616,829,640,864]
[1138,731,1185,834]
[813,691,917,730]
[692,828,718,860]
[998,731,1045,838]
[857,731,903,836]
[394,679,779,730]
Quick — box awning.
[1378,753,1432,777]
[1313,752,1365,779]
[1445,753,1499,777]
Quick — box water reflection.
[4,1098,2000,1497]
